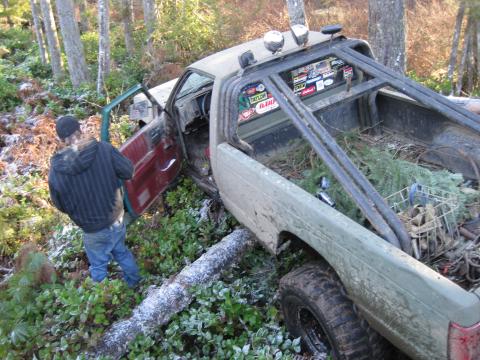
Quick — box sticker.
[316,80,325,91]
[249,91,268,104]
[294,82,306,93]
[307,69,321,79]
[239,108,256,122]
[324,78,334,86]
[323,71,334,78]
[293,74,307,84]
[245,87,257,95]
[292,65,310,77]
[300,86,316,97]
[331,59,345,68]
[256,83,265,92]
[307,76,322,84]
[315,60,331,74]
[255,98,279,114]
[343,66,354,79]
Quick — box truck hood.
[134,78,178,109]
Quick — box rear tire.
[279,262,390,360]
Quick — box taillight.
[449,321,480,359]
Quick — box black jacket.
[48,138,133,233]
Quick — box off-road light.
[264,31,284,54]
[290,24,309,46]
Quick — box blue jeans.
[83,219,141,288]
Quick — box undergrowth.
[0,174,60,257]
[0,178,301,358]
[126,249,302,359]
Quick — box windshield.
[176,72,213,100]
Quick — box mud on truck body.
[102,26,480,360]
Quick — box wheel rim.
[297,306,332,356]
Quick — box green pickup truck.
[102,26,480,360]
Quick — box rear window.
[237,55,355,123]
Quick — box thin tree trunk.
[2,0,13,28]
[142,0,156,55]
[456,16,474,96]
[76,0,89,33]
[368,0,406,74]
[476,20,480,88]
[467,27,474,94]
[39,0,63,81]
[30,0,48,65]
[56,0,89,87]
[448,1,466,95]
[285,0,306,26]
[97,0,111,94]
[122,0,135,55]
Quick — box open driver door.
[101,84,182,217]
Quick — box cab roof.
[188,30,333,79]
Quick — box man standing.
[48,115,141,287]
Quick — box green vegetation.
[268,133,480,223]
[0,175,59,257]
[0,179,301,358]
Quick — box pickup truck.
[101,25,480,360]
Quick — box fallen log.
[446,96,480,115]
[92,228,255,359]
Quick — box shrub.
[0,73,20,112]
[0,175,58,257]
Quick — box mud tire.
[279,262,390,360]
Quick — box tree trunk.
[97,0,111,94]
[39,0,63,81]
[56,0,89,87]
[93,229,255,359]
[30,0,48,65]
[368,0,406,74]
[142,0,156,54]
[466,22,475,94]
[76,0,89,33]
[285,0,306,26]
[456,16,474,95]
[447,1,466,94]
[2,0,13,28]
[122,0,135,55]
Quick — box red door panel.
[120,117,181,215]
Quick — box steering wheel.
[200,92,212,118]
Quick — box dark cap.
[56,115,80,140]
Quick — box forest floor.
[0,80,306,358]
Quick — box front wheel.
[279,262,390,360]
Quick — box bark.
[97,0,111,94]
[285,0,306,26]
[76,0,89,33]
[56,0,89,87]
[30,0,47,65]
[447,1,466,94]
[121,0,135,55]
[2,0,13,28]
[456,16,474,95]
[142,0,156,54]
[466,22,475,93]
[477,21,480,81]
[446,96,480,115]
[39,0,63,81]
[93,228,255,359]
[368,0,406,74]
